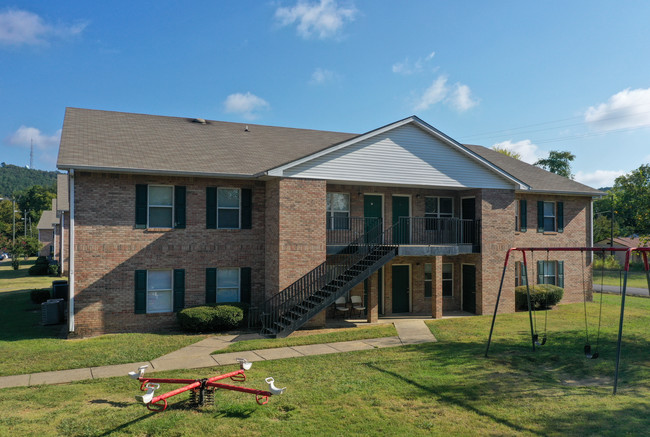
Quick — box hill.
[0,163,59,198]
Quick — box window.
[326,193,350,230]
[135,185,185,229]
[515,199,527,232]
[424,263,432,297]
[425,197,453,230]
[442,263,453,297]
[543,202,555,232]
[217,268,240,302]
[218,188,240,229]
[537,200,563,232]
[537,261,564,287]
[149,186,173,228]
[147,270,173,313]
[514,261,528,287]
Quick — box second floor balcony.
[327,216,481,256]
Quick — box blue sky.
[1,1,650,188]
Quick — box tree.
[534,150,575,179]
[609,164,650,235]
[0,199,22,240]
[593,214,620,244]
[492,146,521,160]
[15,185,56,226]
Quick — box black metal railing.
[251,220,397,336]
[326,217,382,245]
[390,217,481,246]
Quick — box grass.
[595,270,649,289]
[0,289,209,376]
[213,324,398,354]
[1,294,650,435]
[0,258,66,292]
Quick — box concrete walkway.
[0,320,436,389]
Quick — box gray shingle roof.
[37,210,58,230]
[57,108,357,177]
[57,108,602,197]
[464,144,602,196]
[56,174,69,211]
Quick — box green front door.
[392,265,410,313]
[462,264,476,314]
[392,196,410,245]
[364,195,382,243]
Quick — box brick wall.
[38,229,54,257]
[72,172,266,336]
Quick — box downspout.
[68,170,75,333]
[590,199,594,262]
[60,213,65,276]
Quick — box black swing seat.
[584,344,599,359]
[533,334,546,346]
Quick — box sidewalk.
[0,320,436,389]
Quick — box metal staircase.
[253,223,397,338]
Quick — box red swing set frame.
[485,246,650,394]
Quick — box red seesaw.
[128,358,285,412]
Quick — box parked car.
[0,253,10,260]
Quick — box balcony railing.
[327,216,481,247]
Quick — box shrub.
[48,263,60,276]
[30,288,52,304]
[593,254,621,271]
[177,304,246,332]
[515,284,564,311]
[28,256,50,276]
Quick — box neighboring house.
[595,236,644,266]
[37,199,59,258]
[56,108,603,337]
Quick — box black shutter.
[537,201,544,232]
[557,202,564,233]
[240,267,251,304]
[520,199,527,232]
[558,261,564,288]
[206,268,217,303]
[206,187,217,229]
[241,188,252,229]
[173,269,185,312]
[135,270,147,314]
[537,261,543,285]
[174,186,186,229]
[135,185,148,229]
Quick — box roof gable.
[270,117,525,189]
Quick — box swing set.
[485,246,650,394]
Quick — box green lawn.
[594,270,649,289]
[0,258,66,292]
[1,294,649,436]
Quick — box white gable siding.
[283,124,514,189]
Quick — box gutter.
[68,170,75,333]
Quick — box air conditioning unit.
[42,299,63,325]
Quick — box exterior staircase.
[254,224,397,338]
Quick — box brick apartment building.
[56,108,602,337]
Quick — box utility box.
[42,300,62,325]
[52,281,69,300]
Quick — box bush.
[48,263,59,276]
[515,284,564,311]
[593,254,621,271]
[28,256,50,276]
[30,288,51,304]
[177,304,246,332]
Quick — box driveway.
[593,284,649,297]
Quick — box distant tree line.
[0,163,58,198]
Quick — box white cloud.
[309,67,338,84]
[392,52,436,75]
[275,0,357,40]
[0,8,86,46]
[449,83,479,112]
[574,169,626,188]
[491,139,543,164]
[223,92,270,120]
[7,126,61,150]
[585,87,650,131]
[413,75,478,113]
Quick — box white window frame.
[148,185,174,229]
[442,263,453,297]
[146,269,173,313]
[543,201,556,232]
[326,192,350,230]
[514,261,527,287]
[216,267,241,303]
[538,260,557,285]
[217,187,241,229]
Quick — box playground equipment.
[485,246,650,394]
[128,359,285,412]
